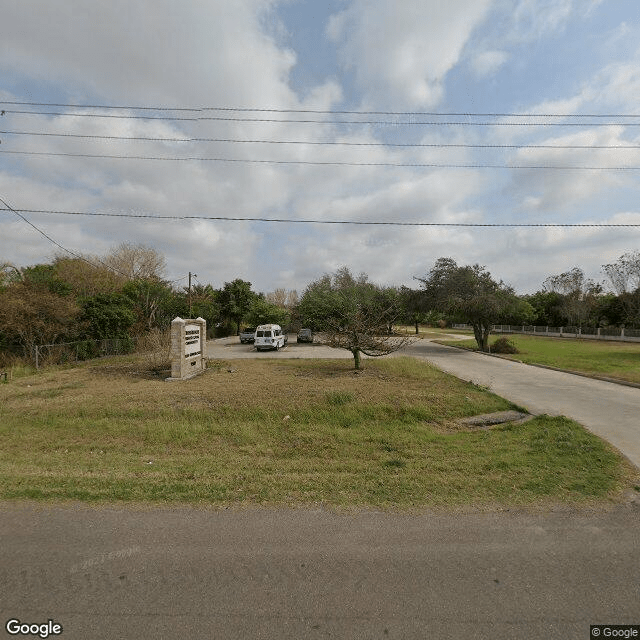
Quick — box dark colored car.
[296,328,314,343]
[239,327,256,344]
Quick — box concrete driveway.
[403,340,640,469]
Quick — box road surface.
[1,503,638,640]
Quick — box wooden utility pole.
[188,272,197,315]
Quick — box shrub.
[491,336,519,354]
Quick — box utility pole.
[188,272,197,316]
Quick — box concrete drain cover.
[459,410,532,428]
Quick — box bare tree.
[543,267,602,327]
[603,251,640,325]
[103,243,166,281]
[0,262,23,286]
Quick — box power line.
[3,100,640,118]
[0,196,130,277]
[2,149,638,170]
[3,207,639,227]
[3,110,640,126]
[2,129,640,150]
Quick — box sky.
[1,0,640,295]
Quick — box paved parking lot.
[206,335,355,359]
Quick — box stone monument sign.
[168,316,207,380]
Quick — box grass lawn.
[0,355,634,508]
[438,333,640,385]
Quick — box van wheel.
[275,342,280,351]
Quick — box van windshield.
[257,331,271,337]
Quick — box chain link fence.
[32,337,137,369]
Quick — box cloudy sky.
[1,0,640,294]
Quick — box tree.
[245,297,290,328]
[122,279,176,334]
[0,262,24,289]
[103,243,166,281]
[0,281,80,352]
[80,293,136,340]
[543,267,603,327]
[399,286,429,334]
[53,256,124,297]
[603,251,640,327]
[416,258,528,352]
[218,279,256,334]
[298,267,412,369]
[523,290,565,327]
[183,284,221,334]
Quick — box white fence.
[452,324,640,342]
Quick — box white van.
[254,324,288,351]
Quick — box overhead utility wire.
[0,196,130,277]
[3,110,640,126]
[3,208,639,227]
[2,130,640,150]
[1,149,638,170]
[2,101,640,118]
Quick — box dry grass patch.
[0,355,634,507]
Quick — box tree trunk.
[482,325,491,352]
[472,324,490,352]
[352,348,361,370]
[415,320,419,335]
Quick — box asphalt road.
[1,504,639,640]
[402,340,640,470]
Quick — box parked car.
[239,327,256,344]
[255,324,288,351]
[296,328,314,343]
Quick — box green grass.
[439,334,640,384]
[0,355,634,508]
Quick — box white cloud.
[327,0,493,108]
[469,50,509,78]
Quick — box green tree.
[523,290,565,326]
[416,258,528,352]
[218,279,256,334]
[80,293,136,340]
[122,279,176,333]
[399,286,430,334]
[245,297,290,328]
[299,267,411,370]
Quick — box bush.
[137,329,171,373]
[491,336,519,354]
